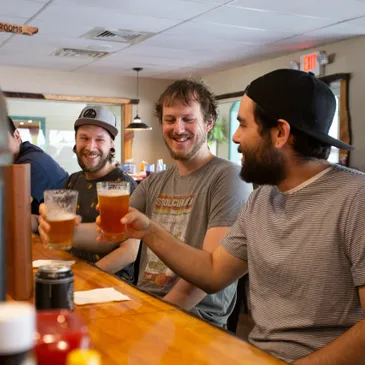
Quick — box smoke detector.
[51,48,109,59]
[82,27,155,44]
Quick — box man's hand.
[38,203,81,246]
[96,207,151,241]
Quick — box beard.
[239,135,286,186]
[164,132,207,161]
[76,149,110,173]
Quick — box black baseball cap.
[245,69,353,151]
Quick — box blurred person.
[7,116,68,231]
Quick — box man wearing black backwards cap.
[116,69,365,364]
[39,106,138,283]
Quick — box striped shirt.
[222,165,365,363]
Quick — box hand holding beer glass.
[97,182,130,241]
[43,190,79,250]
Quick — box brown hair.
[154,78,218,124]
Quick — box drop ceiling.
[1,0,365,79]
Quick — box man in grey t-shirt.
[130,79,252,327]
[119,70,365,364]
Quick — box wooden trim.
[4,91,45,100]
[123,104,134,162]
[320,73,352,166]
[4,91,133,105]
[216,91,245,101]
[338,78,352,166]
[319,73,350,84]
[44,94,131,105]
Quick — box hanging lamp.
[125,67,152,130]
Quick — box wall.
[0,66,174,169]
[204,36,365,171]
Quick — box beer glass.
[44,190,78,250]
[97,182,130,241]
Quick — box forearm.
[163,280,207,310]
[95,239,140,274]
[144,222,216,293]
[72,223,119,254]
[294,320,365,365]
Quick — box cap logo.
[83,109,97,118]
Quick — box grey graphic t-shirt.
[131,156,252,326]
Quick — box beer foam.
[98,189,129,197]
[47,212,76,222]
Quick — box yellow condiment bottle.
[66,349,101,365]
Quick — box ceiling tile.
[0,53,91,71]
[78,62,179,76]
[343,15,365,26]
[28,20,95,38]
[153,68,205,79]
[53,0,218,21]
[141,33,258,52]
[181,0,231,4]
[35,3,182,33]
[229,0,365,20]
[262,22,365,55]
[0,16,31,25]
[0,0,364,77]
[119,44,215,62]
[194,6,337,33]
[164,21,292,44]
[0,0,45,18]
[268,22,365,49]
[83,51,201,67]
[2,33,130,53]
[0,33,13,44]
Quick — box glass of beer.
[44,190,78,250]
[96,182,130,241]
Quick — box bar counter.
[31,236,286,365]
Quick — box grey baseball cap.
[74,106,118,139]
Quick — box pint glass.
[97,182,130,241]
[44,190,78,250]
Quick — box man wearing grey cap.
[40,105,138,283]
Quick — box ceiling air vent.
[51,48,109,59]
[82,27,155,44]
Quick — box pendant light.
[125,67,152,130]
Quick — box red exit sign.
[303,53,317,72]
[300,52,320,76]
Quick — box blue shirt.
[15,141,68,214]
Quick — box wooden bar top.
[31,236,286,365]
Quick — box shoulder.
[330,164,365,181]
[322,165,365,195]
[208,157,242,182]
[243,185,273,209]
[210,156,240,171]
[144,167,176,187]
[207,157,246,187]
[65,171,84,188]
[111,168,137,186]
[18,145,56,167]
